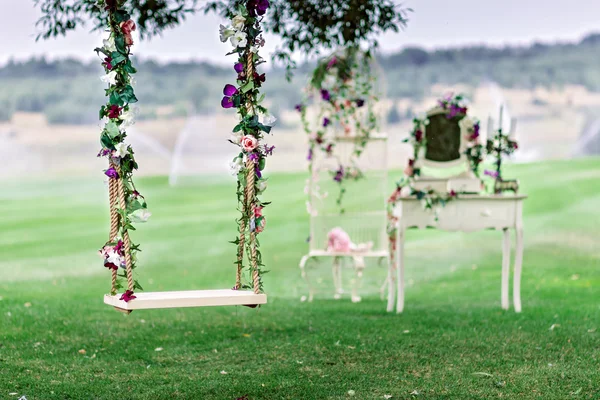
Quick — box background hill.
[1,33,600,125]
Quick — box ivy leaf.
[123,60,137,74]
[119,85,138,104]
[115,35,127,54]
[111,51,127,66]
[114,10,131,23]
[100,132,115,150]
[241,80,255,94]
[257,123,271,134]
[110,90,124,106]
[233,123,243,133]
[105,121,120,138]
[99,105,106,120]
[258,157,266,171]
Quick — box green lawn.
[1,159,599,399]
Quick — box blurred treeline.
[1,33,599,125]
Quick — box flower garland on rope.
[297,47,379,213]
[386,93,484,256]
[96,0,149,302]
[220,0,273,294]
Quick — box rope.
[114,165,134,293]
[245,159,260,294]
[108,162,120,295]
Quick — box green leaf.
[114,10,131,23]
[100,133,115,150]
[119,85,138,104]
[110,51,127,66]
[115,35,126,54]
[123,60,137,74]
[109,91,124,106]
[105,121,121,138]
[241,80,255,94]
[233,123,243,133]
[258,157,266,171]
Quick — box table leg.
[513,228,524,312]
[501,228,510,310]
[396,228,405,314]
[386,254,395,312]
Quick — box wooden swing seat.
[104,289,267,311]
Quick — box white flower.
[120,108,136,127]
[231,14,246,30]
[259,112,277,126]
[323,74,337,89]
[129,75,136,87]
[257,180,268,193]
[230,131,243,144]
[249,45,260,53]
[103,36,117,52]
[100,70,118,86]
[460,116,474,131]
[219,25,235,43]
[106,250,124,268]
[113,143,129,159]
[130,208,152,223]
[230,31,248,48]
[229,157,244,176]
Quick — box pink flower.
[254,206,263,218]
[404,165,414,177]
[327,227,352,253]
[241,135,258,152]
[120,20,136,46]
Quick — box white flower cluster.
[219,12,248,48]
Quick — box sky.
[1,0,600,66]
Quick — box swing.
[99,1,268,312]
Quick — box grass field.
[1,158,599,399]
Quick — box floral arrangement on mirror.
[296,47,379,213]
[386,93,485,254]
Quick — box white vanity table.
[389,194,526,313]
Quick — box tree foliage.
[35,0,200,40]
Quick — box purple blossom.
[295,104,304,112]
[221,96,234,109]
[333,166,344,183]
[255,164,262,179]
[327,57,337,70]
[307,148,313,160]
[484,170,499,178]
[264,144,275,156]
[320,89,331,102]
[248,152,259,163]
[97,148,112,157]
[234,63,244,73]
[256,0,270,15]
[355,98,365,108]
[105,167,119,179]
[223,84,238,97]
[120,290,136,302]
[322,117,331,127]
[325,143,333,154]
[471,122,481,139]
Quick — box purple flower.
[307,148,313,161]
[256,0,270,15]
[234,63,244,73]
[484,170,499,178]
[355,98,365,108]
[105,167,119,179]
[255,164,262,179]
[221,96,234,109]
[120,290,136,303]
[223,84,238,97]
[325,143,333,154]
[320,89,331,102]
[264,144,275,156]
[97,148,111,157]
[295,104,304,112]
[248,152,259,163]
[322,117,331,127]
[327,57,337,70]
[333,166,344,183]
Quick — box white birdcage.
[299,133,390,303]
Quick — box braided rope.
[114,166,134,292]
[108,163,120,295]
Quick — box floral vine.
[297,47,378,213]
[220,0,273,293]
[96,0,149,301]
